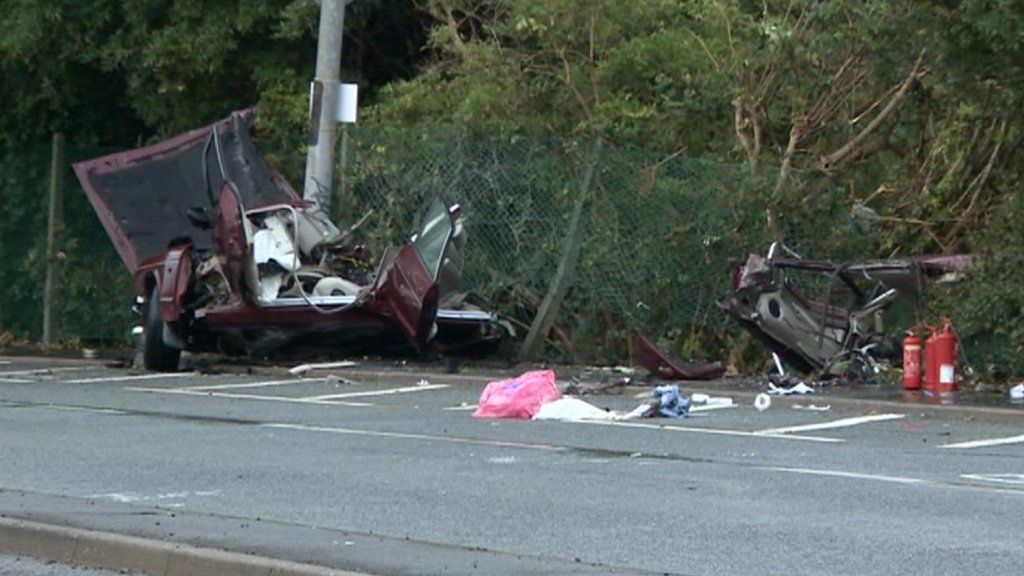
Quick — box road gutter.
[0,517,368,576]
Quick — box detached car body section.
[718,242,969,379]
[74,110,500,370]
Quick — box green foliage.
[0,145,132,342]
[930,192,1024,380]
[2,0,1024,374]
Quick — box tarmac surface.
[1,353,1022,575]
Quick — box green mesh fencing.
[0,145,134,345]
[334,128,885,362]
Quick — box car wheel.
[143,286,181,372]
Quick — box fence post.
[334,123,349,224]
[42,131,65,346]
[520,147,597,360]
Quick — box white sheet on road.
[533,397,617,421]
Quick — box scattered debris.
[792,404,832,412]
[689,393,735,412]
[325,374,356,386]
[416,379,431,387]
[533,397,617,421]
[719,241,970,383]
[561,373,633,396]
[754,393,772,412]
[631,330,726,381]
[649,384,691,418]
[289,360,358,375]
[1010,383,1024,402]
[767,382,815,396]
[473,370,562,419]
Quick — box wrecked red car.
[718,242,969,380]
[74,110,501,371]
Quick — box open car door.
[370,198,456,350]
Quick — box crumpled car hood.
[73,110,296,273]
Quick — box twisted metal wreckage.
[74,110,504,371]
[718,242,970,382]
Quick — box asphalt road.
[1,356,1022,575]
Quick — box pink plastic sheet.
[472,370,563,419]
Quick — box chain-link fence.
[0,129,885,365]
[0,144,135,346]
[335,128,883,363]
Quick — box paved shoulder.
[0,489,661,576]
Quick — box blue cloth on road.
[653,384,690,418]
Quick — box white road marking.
[961,473,1024,486]
[575,420,843,443]
[755,413,905,435]
[444,404,478,411]
[130,382,448,405]
[184,378,325,391]
[0,360,10,365]
[64,372,198,384]
[302,383,449,401]
[87,490,221,503]
[0,378,34,383]
[0,366,100,377]
[125,386,373,407]
[941,434,1024,449]
[264,422,567,451]
[766,467,1024,497]
[763,466,925,485]
[44,405,127,415]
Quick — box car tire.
[143,286,181,372]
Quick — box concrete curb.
[0,517,369,576]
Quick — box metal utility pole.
[303,0,348,208]
[42,131,65,346]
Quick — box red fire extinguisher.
[924,325,938,392]
[933,317,958,392]
[924,317,958,393]
[902,329,922,390]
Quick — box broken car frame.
[74,110,502,371]
[718,242,969,382]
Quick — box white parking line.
[64,372,198,384]
[184,378,325,391]
[755,413,905,435]
[126,387,373,407]
[128,382,450,406]
[961,473,1024,485]
[576,420,843,443]
[941,434,1024,449]
[44,405,128,415]
[763,466,925,485]
[303,384,449,401]
[264,423,567,452]
[765,466,1024,497]
[0,366,100,377]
